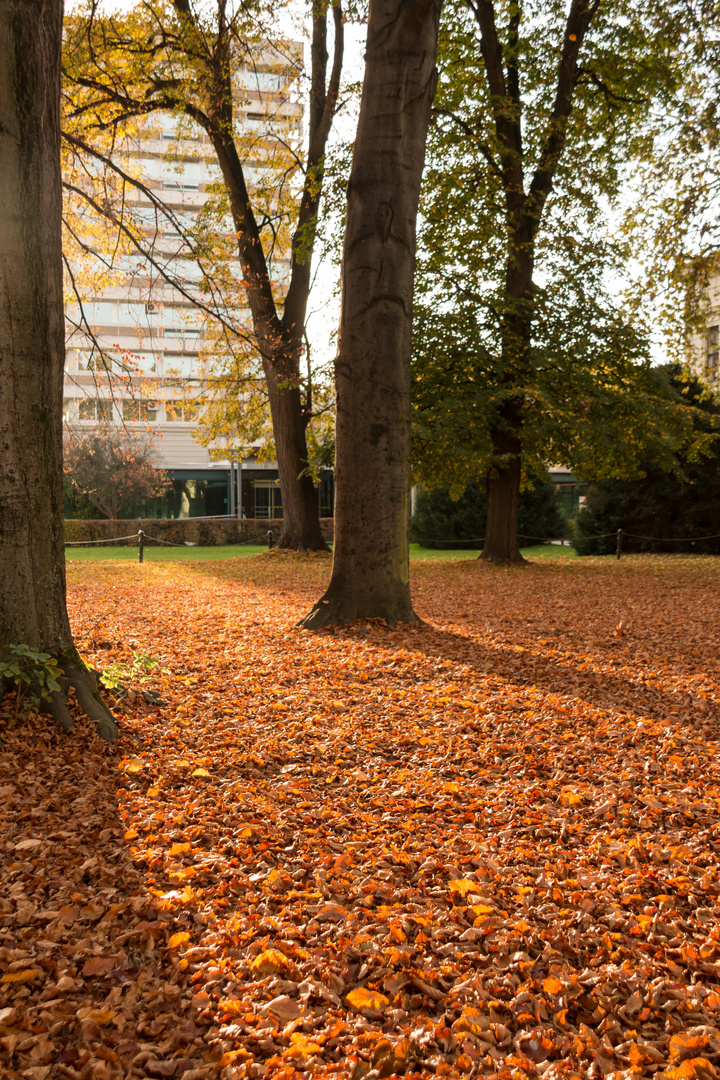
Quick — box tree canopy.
[62,0,344,550]
[411,0,696,561]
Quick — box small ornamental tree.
[64,426,169,519]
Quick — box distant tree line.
[574,369,720,556]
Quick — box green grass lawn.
[408,542,577,560]
[66,540,578,561]
[65,542,269,561]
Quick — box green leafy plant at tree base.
[100,650,167,693]
[0,645,63,725]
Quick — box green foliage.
[574,367,720,555]
[100,650,166,692]
[413,477,566,549]
[0,645,63,724]
[412,0,694,496]
[618,3,720,361]
[412,282,676,493]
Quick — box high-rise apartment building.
[63,47,302,518]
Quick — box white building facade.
[689,272,720,388]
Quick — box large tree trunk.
[0,0,118,740]
[265,361,327,551]
[300,0,441,628]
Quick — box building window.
[165,401,199,422]
[253,481,282,519]
[78,398,113,421]
[123,399,157,422]
[83,351,113,371]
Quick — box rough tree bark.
[0,0,118,740]
[300,0,442,627]
[483,422,524,564]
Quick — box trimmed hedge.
[64,517,334,547]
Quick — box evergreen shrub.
[412,478,566,549]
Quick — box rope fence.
[65,527,279,561]
[414,530,616,547]
[415,527,720,559]
[65,527,720,562]
[142,533,189,548]
[65,534,138,546]
[622,531,720,543]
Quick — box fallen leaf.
[168,932,191,948]
[346,989,389,1011]
[250,949,293,976]
[120,757,145,773]
[81,957,115,977]
[447,878,476,898]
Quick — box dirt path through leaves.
[1,554,719,1080]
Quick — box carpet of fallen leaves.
[2,553,720,1080]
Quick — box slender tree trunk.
[0,0,117,739]
[264,360,327,550]
[205,0,340,554]
[482,423,524,563]
[301,0,441,628]
[481,239,533,564]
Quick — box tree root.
[478,552,528,566]
[47,663,119,742]
[299,593,423,630]
[273,542,331,556]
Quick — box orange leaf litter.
[1,553,719,1080]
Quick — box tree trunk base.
[46,662,119,742]
[277,527,329,553]
[479,550,528,566]
[299,587,422,630]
